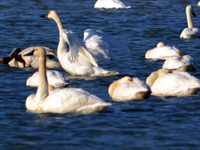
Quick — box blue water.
[1,0,200,149]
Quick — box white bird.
[146,69,200,96]
[83,29,129,60]
[94,0,131,9]
[26,70,69,89]
[0,46,60,68]
[180,5,200,39]
[108,76,150,101]
[162,54,196,71]
[25,46,111,114]
[198,1,200,7]
[41,10,119,77]
[145,42,180,60]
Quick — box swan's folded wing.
[20,46,57,58]
[62,29,98,67]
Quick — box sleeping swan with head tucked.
[25,46,111,114]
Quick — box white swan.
[94,0,131,9]
[162,53,196,71]
[198,1,200,7]
[41,10,119,77]
[146,69,200,96]
[108,76,150,101]
[0,46,60,68]
[26,70,69,89]
[83,29,129,60]
[180,5,200,39]
[145,42,180,60]
[25,46,111,114]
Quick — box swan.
[198,1,200,7]
[180,5,200,39]
[0,46,60,68]
[146,69,200,96]
[25,46,111,114]
[108,76,151,101]
[145,42,180,60]
[26,70,69,89]
[94,0,131,9]
[162,53,196,71]
[83,29,129,60]
[41,10,119,77]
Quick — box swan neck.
[53,14,67,55]
[186,8,194,28]
[146,72,158,88]
[36,54,49,101]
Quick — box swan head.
[186,5,196,17]
[157,42,165,48]
[41,10,58,20]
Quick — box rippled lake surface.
[1,0,200,149]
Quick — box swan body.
[198,1,200,7]
[26,70,69,89]
[83,29,129,60]
[94,0,131,9]
[108,76,150,101]
[145,42,179,60]
[180,5,200,39]
[42,10,119,77]
[162,55,196,71]
[146,69,200,96]
[25,46,111,114]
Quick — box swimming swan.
[83,29,129,60]
[26,70,69,89]
[41,10,119,76]
[145,42,180,60]
[94,0,131,9]
[108,76,150,101]
[162,53,196,71]
[25,46,111,114]
[0,46,60,68]
[146,69,200,96]
[180,5,200,39]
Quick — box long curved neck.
[36,53,49,101]
[146,72,159,88]
[186,7,194,28]
[53,14,68,57]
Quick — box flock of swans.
[1,0,200,114]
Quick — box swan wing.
[145,46,179,59]
[20,46,57,58]
[26,70,68,88]
[84,29,129,60]
[62,29,98,67]
[43,88,111,114]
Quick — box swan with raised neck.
[180,5,200,39]
[25,46,111,113]
[41,10,119,76]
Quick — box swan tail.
[75,103,112,114]
[102,71,119,77]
